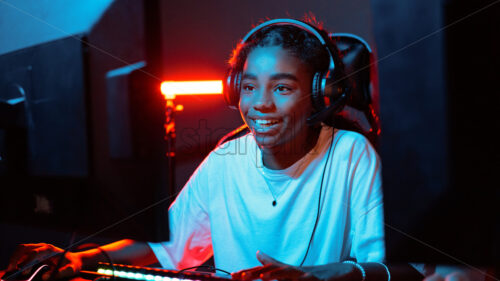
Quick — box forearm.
[78,239,158,270]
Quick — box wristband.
[343,261,366,281]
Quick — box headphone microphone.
[307,83,349,126]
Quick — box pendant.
[272,200,277,206]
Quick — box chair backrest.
[327,33,381,148]
[217,33,381,149]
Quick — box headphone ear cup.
[313,71,347,111]
[311,72,325,112]
[308,70,348,125]
[224,69,241,109]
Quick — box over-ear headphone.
[223,18,350,125]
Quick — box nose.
[252,89,275,112]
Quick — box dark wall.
[373,0,499,265]
[372,0,449,259]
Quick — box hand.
[232,251,361,281]
[232,251,318,281]
[5,243,83,280]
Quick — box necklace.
[262,177,278,206]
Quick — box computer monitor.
[0,25,169,263]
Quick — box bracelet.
[375,262,391,281]
[343,261,366,281]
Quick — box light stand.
[163,96,183,203]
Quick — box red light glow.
[161,80,223,99]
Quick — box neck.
[261,126,321,170]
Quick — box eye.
[241,84,255,92]
[275,85,291,94]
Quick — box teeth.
[255,119,279,126]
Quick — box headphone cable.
[299,128,335,267]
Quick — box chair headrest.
[330,33,373,111]
[328,33,380,148]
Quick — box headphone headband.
[241,19,335,71]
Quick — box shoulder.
[333,129,378,161]
[334,129,372,147]
[205,132,255,165]
[178,134,255,206]
[186,132,256,185]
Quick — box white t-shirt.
[149,126,385,273]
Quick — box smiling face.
[239,46,317,158]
